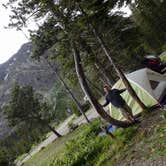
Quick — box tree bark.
[38,118,62,137]
[79,36,115,86]
[71,40,130,127]
[47,124,62,137]
[45,59,90,123]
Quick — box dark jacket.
[102,89,126,108]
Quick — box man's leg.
[120,104,134,122]
[123,103,134,119]
[119,107,133,123]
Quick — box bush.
[68,121,78,132]
[70,102,91,117]
[160,109,166,119]
[48,119,138,166]
[82,102,91,113]
[69,102,81,117]
[49,119,111,166]
[0,150,9,166]
[161,43,166,52]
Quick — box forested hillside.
[0,42,57,139]
[0,0,166,165]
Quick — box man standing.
[102,85,135,123]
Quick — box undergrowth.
[48,120,137,166]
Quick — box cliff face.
[0,42,57,139]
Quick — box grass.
[115,123,166,166]
[14,153,28,165]
[23,109,166,166]
[23,124,87,166]
[23,119,137,166]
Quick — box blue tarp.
[100,125,117,136]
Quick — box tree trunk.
[45,59,90,123]
[71,40,130,127]
[47,124,62,137]
[38,118,62,137]
[79,36,115,86]
[91,25,147,111]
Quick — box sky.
[0,0,29,64]
[0,0,131,64]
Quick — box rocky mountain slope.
[0,42,57,139]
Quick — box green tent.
[109,68,166,121]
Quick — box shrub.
[70,101,91,117]
[161,43,166,52]
[49,119,111,166]
[49,120,137,166]
[160,109,166,119]
[82,102,91,113]
[68,121,78,132]
[69,102,81,117]
[0,150,9,166]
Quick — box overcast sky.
[0,0,131,64]
[0,0,29,64]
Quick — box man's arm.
[102,99,109,107]
[118,89,126,94]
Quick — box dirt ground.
[116,109,166,166]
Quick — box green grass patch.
[23,118,137,166]
[23,122,89,166]
[14,153,28,165]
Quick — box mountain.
[0,42,57,139]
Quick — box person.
[102,85,135,123]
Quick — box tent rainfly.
[109,68,166,121]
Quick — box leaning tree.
[5,0,145,127]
